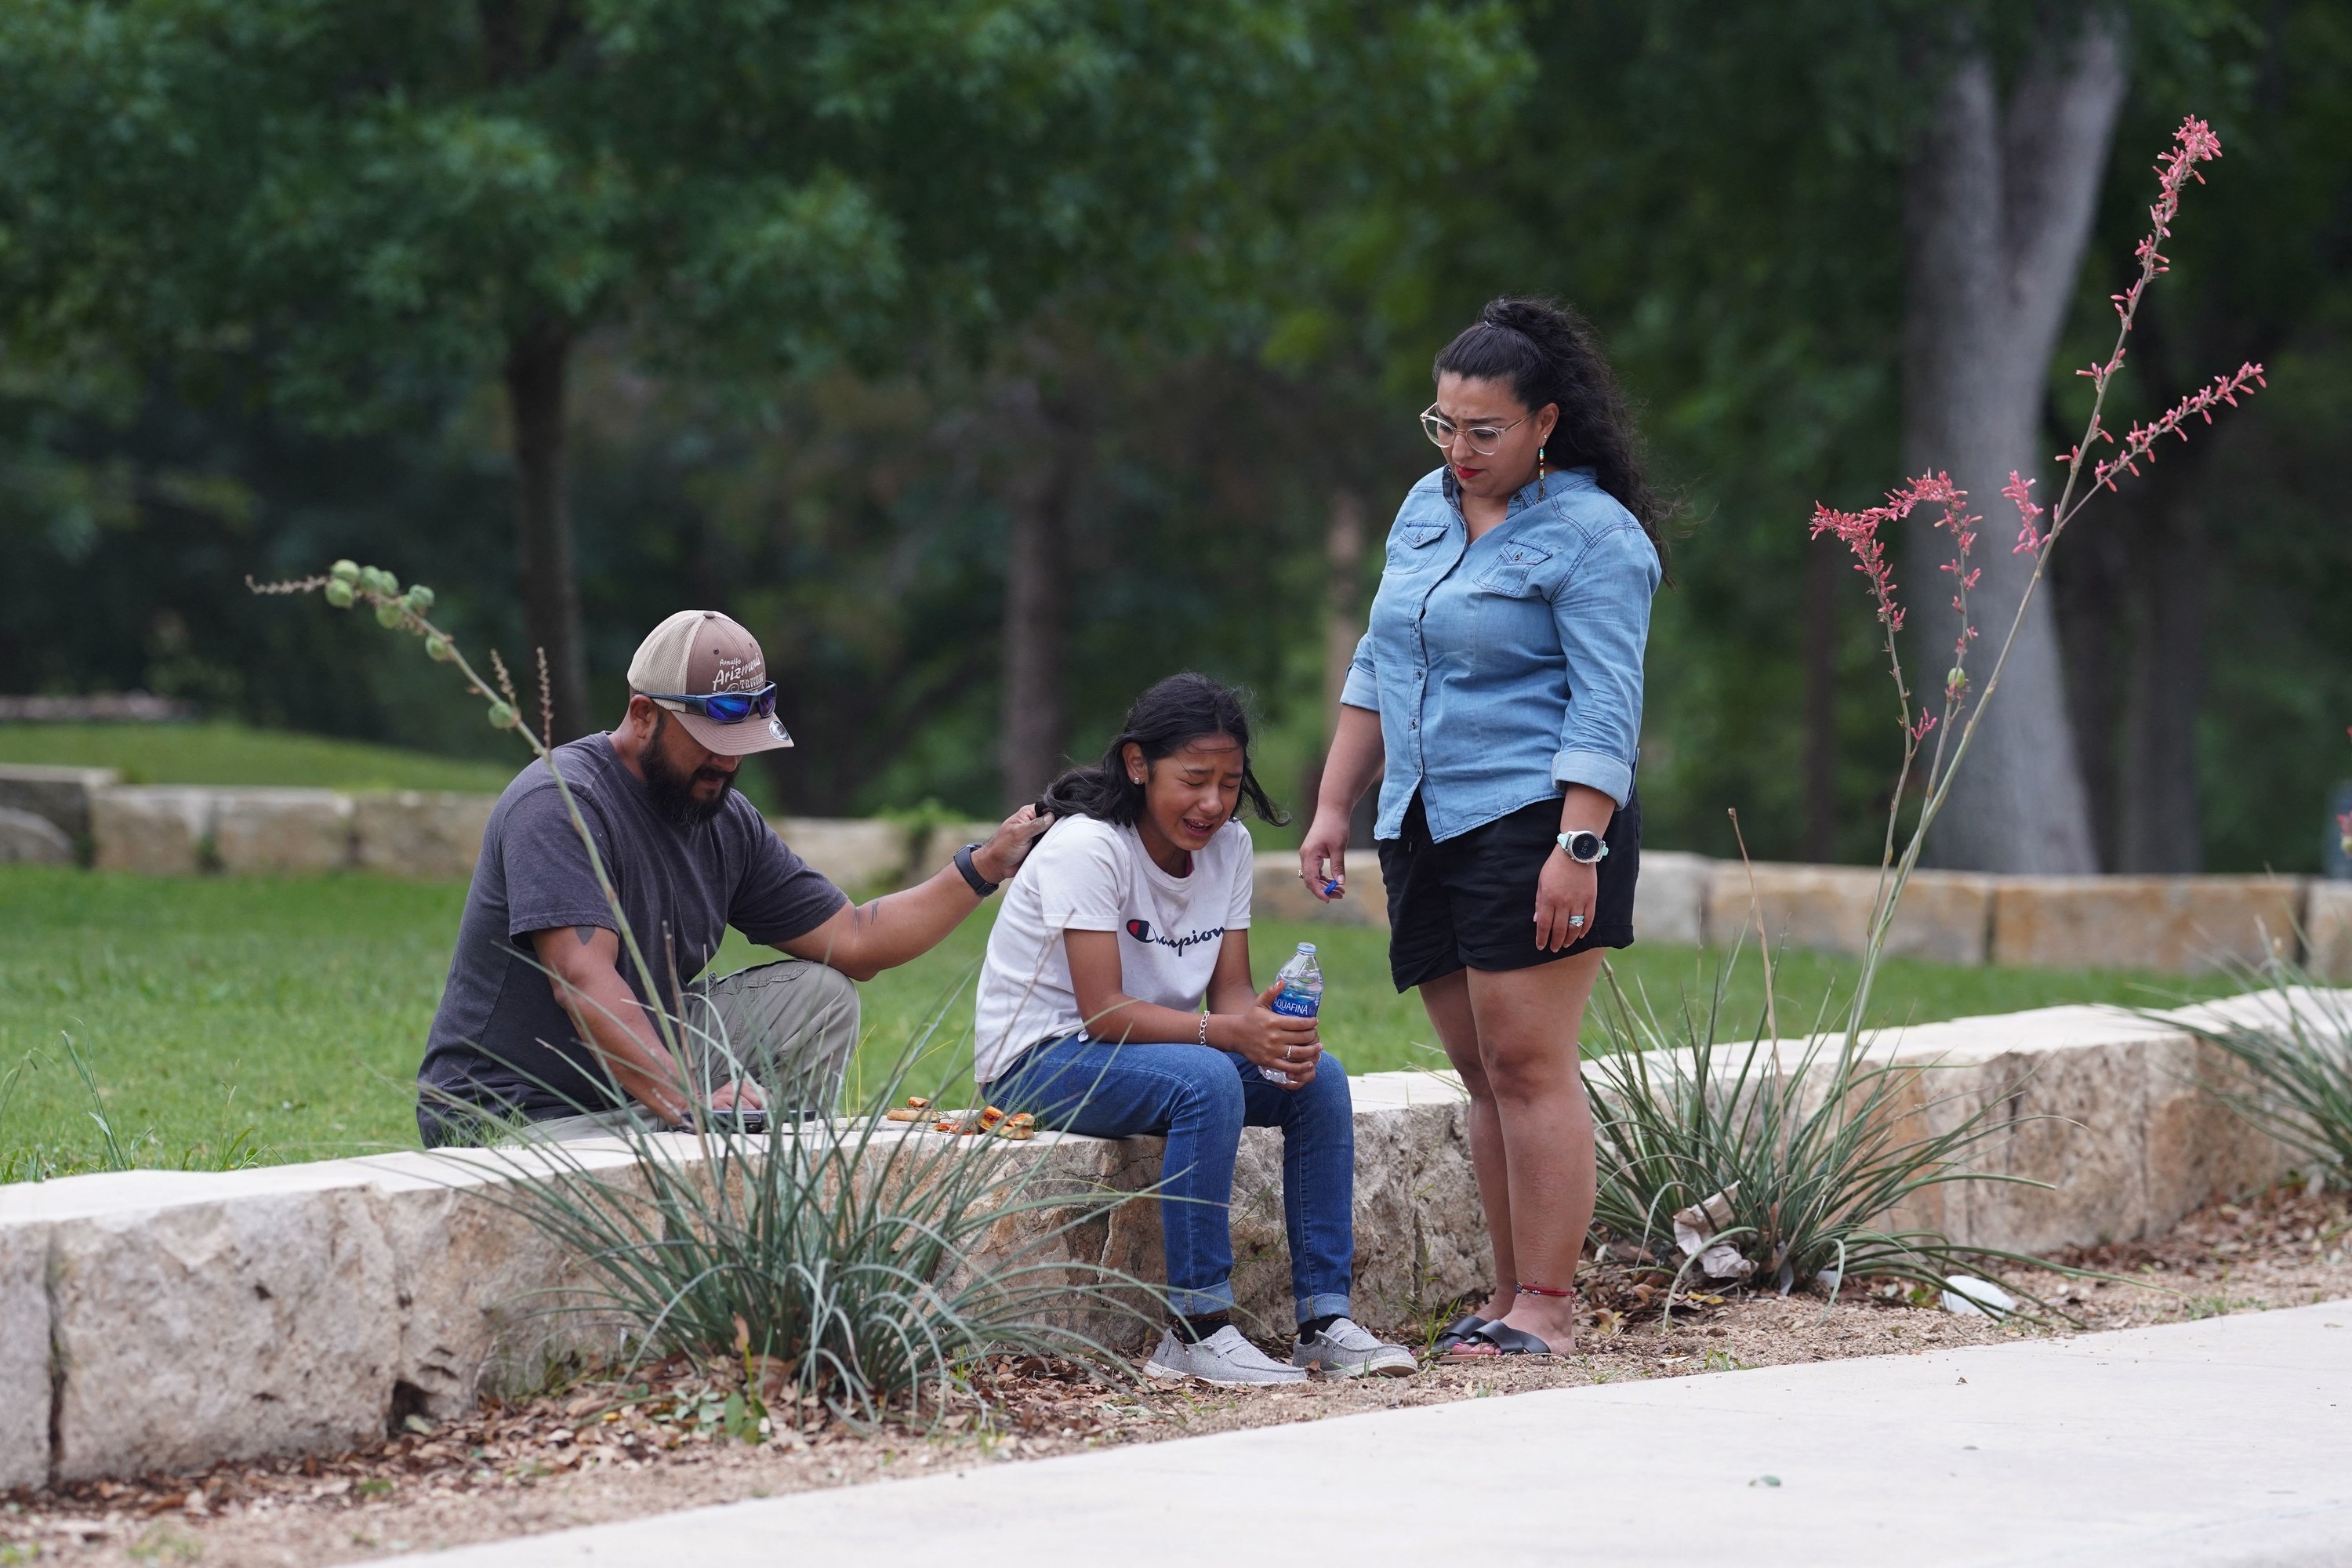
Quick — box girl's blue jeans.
[989,1037,1356,1323]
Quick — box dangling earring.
[1537,443,1550,499]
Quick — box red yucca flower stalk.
[1808,118,2263,1045]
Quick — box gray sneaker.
[1144,1325,1308,1386]
[1292,1317,1417,1378]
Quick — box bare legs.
[1418,950,1602,1350]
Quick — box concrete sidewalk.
[390,1301,2352,1567]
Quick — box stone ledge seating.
[0,993,2318,1490]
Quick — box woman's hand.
[1297,807,1351,906]
[973,804,1052,884]
[1534,848,1598,952]
[1214,981,1322,1089]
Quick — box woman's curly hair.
[1434,296,1673,579]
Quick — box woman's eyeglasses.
[1421,405,1528,457]
[643,684,779,724]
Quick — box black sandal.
[1429,1313,1488,1359]
[1459,1320,1562,1359]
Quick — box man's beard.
[643,710,737,829]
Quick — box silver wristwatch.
[1555,829,1608,865]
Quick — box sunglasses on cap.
[641,684,779,724]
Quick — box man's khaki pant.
[517,957,861,1144]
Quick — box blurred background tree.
[2,0,2347,869]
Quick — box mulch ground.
[7,1181,2347,1567]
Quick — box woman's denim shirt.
[1341,465,1660,843]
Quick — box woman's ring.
[1568,914,1586,927]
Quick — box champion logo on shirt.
[1125,918,1225,956]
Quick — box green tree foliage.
[0,0,1515,740]
[4,0,2349,872]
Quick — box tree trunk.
[997,385,1078,808]
[1900,16,2125,873]
[1802,536,1840,862]
[504,321,593,742]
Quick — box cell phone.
[681,1107,768,1135]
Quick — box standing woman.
[1298,297,1666,1359]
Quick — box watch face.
[1564,831,1602,862]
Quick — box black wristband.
[953,841,1000,897]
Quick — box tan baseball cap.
[625,610,794,757]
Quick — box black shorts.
[1378,790,1640,992]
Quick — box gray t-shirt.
[417,735,846,1136]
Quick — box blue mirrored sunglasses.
[644,684,779,724]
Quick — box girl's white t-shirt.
[973,814,1255,1084]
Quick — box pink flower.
[1809,473,1966,634]
[2003,472,2045,555]
[2093,363,2268,492]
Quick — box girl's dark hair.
[1433,296,1674,579]
[1037,672,1287,828]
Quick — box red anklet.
[1516,1282,1573,1298]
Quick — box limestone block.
[90,786,214,875]
[0,805,73,864]
[359,1147,644,1412]
[355,791,496,881]
[0,1221,49,1490]
[1704,862,1991,965]
[212,788,355,875]
[1250,851,1388,928]
[953,1131,1168,1354]
[0,764,118,844]
[1892,1029,2156,1256]
[2303,881,2352,981]
[48,1186,401,1479]
[770,817,913,893]
[2140,1033,2303,1227]
[1991,876,2304,975]
[1635,851,1711,946]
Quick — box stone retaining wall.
[0,995,2318,1490]
[7,762,2347,975]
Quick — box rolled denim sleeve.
[1549,524,1660,808]
[1338,628,1381,711]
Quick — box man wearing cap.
[416,609,1047,1144]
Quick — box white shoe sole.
[1144,1353,1306,1387]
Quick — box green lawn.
[0,720,519,794]
[0,864,2237,1181]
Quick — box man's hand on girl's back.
[975,804,1054,884]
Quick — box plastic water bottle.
[1264,942,1323,1087]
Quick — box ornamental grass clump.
[254,563,1160,1426]
[2169,962,2352,1192]
[1584,964,2056,1316]
[467,1006,1160,1426]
